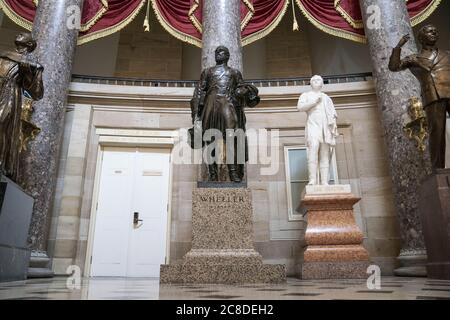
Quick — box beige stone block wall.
[0,15,24,52]
[265,16,312,78]
[114,11,183,79]
[49,105,93,275]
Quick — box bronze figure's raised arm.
[0,33,44,182]
[188,46,260,182]
[389,25,450,169]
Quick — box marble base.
[27,251,54,278]
[419,169,450,280]
[0,176,33,282]
[394,251,427,277]
[300,185,371,279]
[160,188,286,284]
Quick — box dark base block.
[0,245,30,282]
[419,168,450,280]
[0,176,34,283]
[301,261,370,280]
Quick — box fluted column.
[359,0,431,276]
[20,0,84,276]
[201,0,242,71]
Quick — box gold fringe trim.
[334,0,363,29]
[80,0,108,32]
[410,0,441,27]
[295,0,366,43]
[143,0,151,31]
[150,0,202,47]
[33,0,106,32]
[188,0,202,34]
[241,0,255,31]
[78,0,147,45]
[0,0,33,31]
[241,0,289,46]
[292,0,299,31]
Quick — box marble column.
[359,0,431,276]
[201,0,242,71]
[20,0,84,277]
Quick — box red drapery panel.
[0,0,442,46]
[0,0,145,44]
[296,0,442,42]
[152,0,289,47]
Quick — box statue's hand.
[397,34,410,48]
[315,96,322,105]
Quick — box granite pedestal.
[0,176,34,282]
[160,188,285,284]
[419,169,450,280]
[300,185,371,279]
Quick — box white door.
[90,147,171,277]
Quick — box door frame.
[84,128,178,277]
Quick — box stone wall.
[264,15,312,78]
[114,11,183,79]
[0,14,24,52]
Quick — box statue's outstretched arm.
[389,34,413,72]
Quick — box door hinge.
[96,202,98,211]
[90,256,93,265]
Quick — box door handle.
[133,212,143,228]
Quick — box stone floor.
[1,277,450,300]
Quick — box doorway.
[89,147,171,277]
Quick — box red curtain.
[152,0,288,46]
[0,0,442,46]
[0,0,145,44]
[78,0,146,43]
[296,0,441,42]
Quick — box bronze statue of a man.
[190,46,260,182]
[0,33,44,182]
[389,24,450,169]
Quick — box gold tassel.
[143,0,151,32]
[292,0,299,31]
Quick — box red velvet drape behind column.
[0,0,442,46]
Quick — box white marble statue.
[297,75,339,185]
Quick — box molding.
[69,80,377,113]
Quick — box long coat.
[0,51,44,181]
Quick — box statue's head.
[15,32,37,54]
[215,46,230,65]
[418,24,439,47]
[310,75,324,91]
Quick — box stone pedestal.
[359,0,431,276]
[0,176,34,282]
[160,188,285,284]
[419,169,450,280]
[300,185,371,279]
